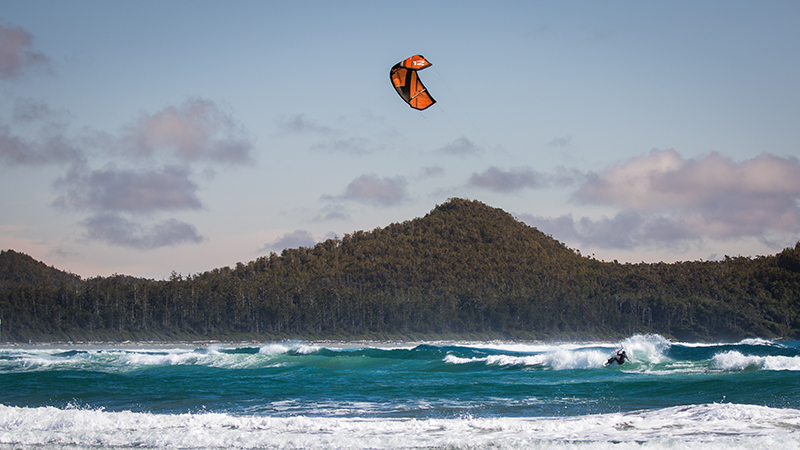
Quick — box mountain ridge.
[2,198,799,342]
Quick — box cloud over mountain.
[260,229,317,253]
[576,149,800,238]
[53,164,202,213]
[0,94,253,249]
[84,215,204,249]
[526,150,800,250]
[325,174,409,207]
[469,166,549,193]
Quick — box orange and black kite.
[389,55,436,111]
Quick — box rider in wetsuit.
[607,349,627,366]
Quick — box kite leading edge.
[389,55,436,111]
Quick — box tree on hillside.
[1,200,799,342]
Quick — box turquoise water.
[1,334,799,449]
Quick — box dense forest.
[2,198,800,343]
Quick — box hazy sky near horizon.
[2,1,799,279]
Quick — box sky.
[1,1,799,279]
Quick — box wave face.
[2,335,799,449]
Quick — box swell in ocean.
[1,334,799,449]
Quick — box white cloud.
[436,137,480,157]
[1,96,257,250]
[324,173,409,207]
[54,164,202,213]
[315,204,351,222]
[260,229,317,253]
[277,113,333,134]
[469,166,549,193]
[575,149,800,239]
[311,136,375,155]
[0,20,52,80]
[522,211,695,251]
[527,150,800,251]
[84,214,204,249]
[419,165,445,179]
[123,98,253,164]
[0,124,85,166]
[12,98,59,122]
[52,163,207,250]
[546,135,572,148]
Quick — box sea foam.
[442,334,673,370]
[1,403,798,450]
[713,350,800,371]
[442,349,610,369]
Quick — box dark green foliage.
[1,199,799,342]
[0,249,82,292]
[777,243,800,273]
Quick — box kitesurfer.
[606,349,627,366]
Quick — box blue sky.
[2,1,799,279]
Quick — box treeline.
[2,198,800,343]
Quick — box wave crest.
[713,350,800,371]
[2,403,799,449]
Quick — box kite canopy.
[389,55,436,111]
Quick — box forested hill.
[2,198,800,343]
[0,250,82,292]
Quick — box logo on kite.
[390,55,436,111]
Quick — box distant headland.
[2,199,799,343]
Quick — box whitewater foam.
[258,342,320,355]
[441,334,676,370]
[444,348,635,370]
[1,403,797,450]
[3,337,800,449]
[677,337,785,348]
[617,334,671,364]
[739,338,783,347]
[713,350,800,371]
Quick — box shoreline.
[0,329,612,348]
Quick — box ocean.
[1,334,799,449]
